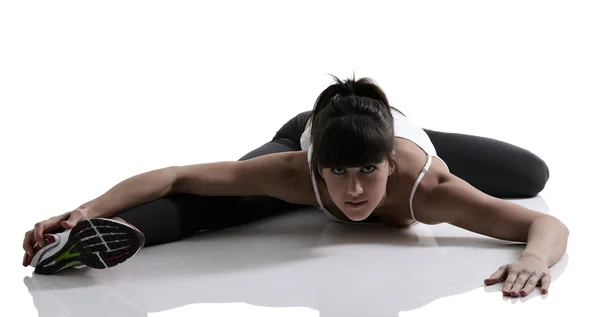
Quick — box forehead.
[328,161,387,169]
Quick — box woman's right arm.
[85,151,300,219]
[24,152,301,255]
[83,166,179,219]
[79,158,271,219]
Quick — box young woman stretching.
[21,75,568,298]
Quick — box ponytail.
[311,73,403,125]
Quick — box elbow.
[535,215,570,239]
[556,216,570,238]
[549,215,570,236]
[164,166,180,195]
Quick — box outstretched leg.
[115,111,313,247]
[423,129,550,198]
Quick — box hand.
[484,254,551,297]
[22,207,90,267]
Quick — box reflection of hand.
[484,254,550,297]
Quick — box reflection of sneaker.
[23,275,72,317]
[30,218,145,275]
[24,274,146,317]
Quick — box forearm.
[81,167,178,219]
[422,174,570,269]
[520,216,569,267]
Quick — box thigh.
[423,129,550,198]
[117,111,313,246]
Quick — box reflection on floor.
[22,196,570,317]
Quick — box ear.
[388,154,396,176]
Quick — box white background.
[1,1,599,316]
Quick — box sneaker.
[30,218,145,275]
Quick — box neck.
[376,168,399,210]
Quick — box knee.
[521,154,550,196]
[273,111,312,142]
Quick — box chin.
[347,215,370,221]
[335,200,374,221]
[343,208,373,221]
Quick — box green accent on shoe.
[54,241,82,263]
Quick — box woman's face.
[319,159,394,221]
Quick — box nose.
[345,178,364,197]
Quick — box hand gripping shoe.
[30,218,145,275]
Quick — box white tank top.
[299,109,449,224]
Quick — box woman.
[22,75,567,298]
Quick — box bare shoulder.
[393,138,449,191]
[381,138,450,225]
[172,151,317,207]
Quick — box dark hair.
[309,73,401,180]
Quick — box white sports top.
[299,109,449,224]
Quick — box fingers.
[484,265,507,285]
[510,272,533,297]
[509,271,537,297]
[540,274,551,294]
[22,230,35,257]
[24,213,69,259]
[504,271,551,297]
[33,222,47,248]
[62,209,85,229]
[23,252,33,267]
[519,273,542,296]
[502,269,519,296]
[27,211,74,249]
[23,211,79,268]
[22,231,38,267]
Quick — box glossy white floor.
[3,1,599,316]
[11,185,600,317]
[14,194,587,317]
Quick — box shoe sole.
[34,218,145,275]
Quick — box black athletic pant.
[118,111,550,246]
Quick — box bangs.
[313,115,394,168]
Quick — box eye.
[330,165,376,175]
[331,167,346,175]
[362,165,376,173]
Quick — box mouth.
[345,200,367,208]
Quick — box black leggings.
[118,111,550,247]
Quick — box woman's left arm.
[414,172,569,297]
